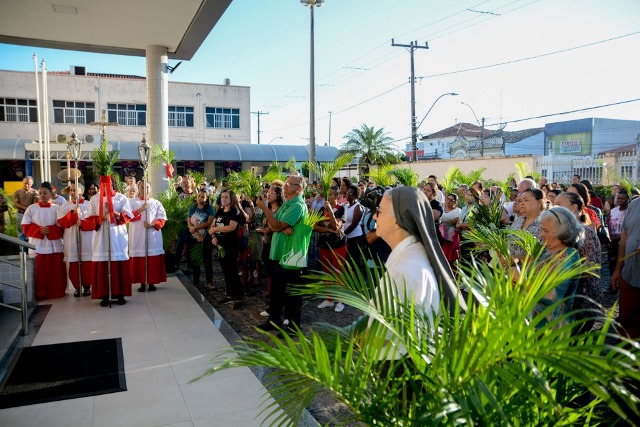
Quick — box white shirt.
[88,192,134,262]
[373,236,440,359]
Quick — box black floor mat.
[0,338,126,409]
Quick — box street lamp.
[416,92,458,131]
[67,130,84,289]
[268,136,284,145]
[301,0,324,181]
[461,102,486,157]
[138,134,151,287]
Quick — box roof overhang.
[0,0,232,60]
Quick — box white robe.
[57,199,95,263]
[88,192,134,262]
[128,198,167,257]
[22,203,64,257]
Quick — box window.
[53,100,96,124]
[205,107,240,129]
[0,98,37,123]
[168,106,194,127]
[107,103,146,126]
[621,165,633,180]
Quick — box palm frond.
[367,164,395,187]
[390,167,419,187]
[311,152,354,198]
[285,156,298,175]
[304,209,326,228]
[263,161,287,184]
[440,166,463,193]
[195,239,640,426]
[91,137,119,176]
[150,144,175,166]
[189,241,204,267]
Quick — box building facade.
[0,67,338,189]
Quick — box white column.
[145,45,170,195]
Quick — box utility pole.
[328,110,332,146]
[392,38,429,163]
[480,117,485,157]
[251,111,268,144]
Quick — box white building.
[0,67,337,187]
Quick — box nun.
[374,186,465,322]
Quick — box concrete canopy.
[0,0,232,60]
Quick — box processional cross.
[90,109,119,143]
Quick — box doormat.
[0,338,126,409]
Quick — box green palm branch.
[195,249,640,426]
[189,241,205,267]
[467,166,487,183]
[513,161,543,183]
[150,144,175,166]
[440,166,463,193]
[311,153,354,198]
[390,167,419,187]
[263,161,287,184]
[471,197,504,229]
[367,163,395,187]
[189,170,207,189]
[156,185,194,252]
[285,156,298,175]
[91,137,119,177]
[304,208,326,228]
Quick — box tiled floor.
[0,275,306,427]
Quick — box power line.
[424,30,640,79]
[485,98,640,127]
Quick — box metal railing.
[0,233,35,336]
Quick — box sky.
[1,0,639,152]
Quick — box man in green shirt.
[256,174,308,333]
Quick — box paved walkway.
[0,275,311,427]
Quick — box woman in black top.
[209,189,245,310]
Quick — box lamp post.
[416,92,459,131]
[301,0,324,181]
[268,136,284,145]
[138,134,151,287]
[67,130,83,290]
[461,102,485,157]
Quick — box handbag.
[280,223,313,270]
[597,225,611,245]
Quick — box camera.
[359,186,385,212]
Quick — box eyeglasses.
[446,198,456,202]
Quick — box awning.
[0,139,29,160]
[12,140,340,163]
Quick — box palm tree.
[195,251,640,426]
[340,124,402,178]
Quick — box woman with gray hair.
[533,206,584,327]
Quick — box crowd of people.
[5,170,639,340]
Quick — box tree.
[340,124,402,178]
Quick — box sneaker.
[317,300,335,309]
[99,298,109,307]
[334,302,345,312]
[148,284,157,291]
[117,297,127,305]
[259,310,270,317]
[73,289,81,297]
[137,284,146,292]
[82,285,91,296]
